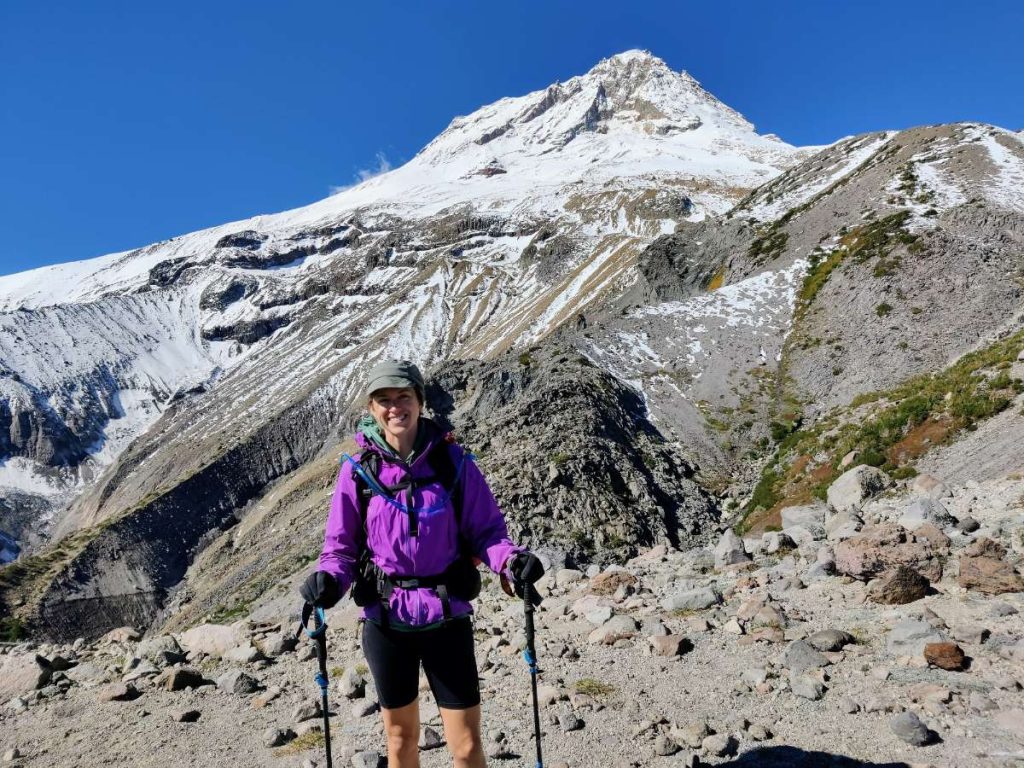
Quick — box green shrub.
[875,302,893,317]
[0,617,27,642]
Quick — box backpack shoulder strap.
[353,450,382,543]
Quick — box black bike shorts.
[361,616,481,710]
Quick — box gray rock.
[826,510,863,541]
[673,720,709,749]
[714,529,751,570]
[806,629,855,652]
[137,635,182,663]
[991,601,1019,617]
[839,697,860,714]
[641,617,669,636]
[702,733,736,757]
[827,465,892,513]
[661,586,721,612]
[172,709,201,723]
[762,531,796,554]
[587,615,638,645]
[419,726,444,750]
[216,669,260,696]
[223,644,264,664]
[293,699,322,722]
[337,669,366,699]
[352,699,379,718]
[3,749,21,762]
[956,516,981,534]
[780,640,829,672]
[259,632,298,658]
[781,502,827,537]
[654,734,680,756]
[890,711,931,746]
[584,605,614,625]
[263,727,292,748]
[97,682,139,702]
[351,751,383,768]
[0,655,52,699]
[887,619,945,657]
[899,497,956,530]
[790,675,826,700]
[558,709,584,732]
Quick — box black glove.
[299,571,340,609]
[509,552,545,602]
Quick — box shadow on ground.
[721,746,914,767]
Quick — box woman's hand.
[299,571,341,608]
[509,552,545,597]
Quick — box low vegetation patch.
[574,678,616,697]
[739,329,1024,534]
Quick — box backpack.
[347,436,482,622]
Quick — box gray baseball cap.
[365,359,425,401]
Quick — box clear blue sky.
[2,0,1021,277]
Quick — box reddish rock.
[913,523,950,553]
[97,682,139,702]
[924,642,967,671]
[869,566,930,604]
[834,523,942,582]
[959,538,1024,595]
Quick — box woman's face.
[368,386,421,446]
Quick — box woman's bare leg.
[382,699,421,768]
[439,705,486,768]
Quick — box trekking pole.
[299,604,334,768]
[523,583,544,768]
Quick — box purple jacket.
[319,428,523,626]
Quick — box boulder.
[780,640,829,673]
[834,523,942,581]
[806,629,855,652]
[898,497,956,530]
[911,474,952,499]
[868,566,930,605]
[790,675,826,700]
[0,655,52,700]
[587,615,638,645]
[826,465,892,513]
[137,635,183,663]
[825,510,863,541]
[178,623,248,658]
[714,530,751,570]
[959,537,1024,594]
[761,531,796,554]
[887,619,945,657]
[780,502,827,537]
[100,627,141,644]
[660,587,721,612]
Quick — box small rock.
[3,749,21,762]
[650,635,691,657]
[790,675,826,700]
[97,682,139,702]
[293,699,323,722]
[869,566,930,605]
[558,710,584,732]
[923,642,967,671]
[991,601,1019,617]
[890,711,931,746]
[653,734,680,756]
[806,629,854,652]
[252,685,282,709]
[216,669,261,696]
[661,587,721,612]
[172,709,201,723]
[748,723,772,741]
[839,696,860,714]
[673,720,709,749]
[959,537,1024,594]
[956,516,980,534]
[338,669,366,699]
[714,529,751,570]
[351,751,383,768]
[780,640,829,672]
[419,726,444,750]
[587,615,638,645]
[701,733,736,757]
[264,727,292,747]
[156,668,208,692]
[352,699,379,718]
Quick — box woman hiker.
[300,359,545,768]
